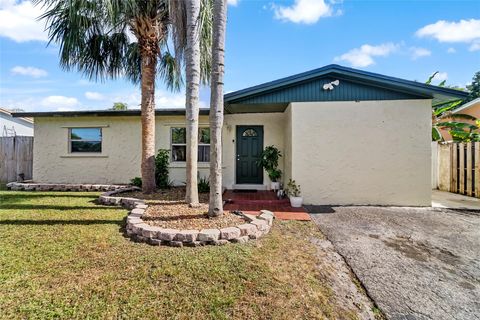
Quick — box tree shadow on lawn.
[0,204,116,211]
[0,219,123,226]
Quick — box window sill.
[169,162,210,168]
[61,154,108,158]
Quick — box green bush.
[198,176,210,193]
[155,149,171,189]
[130,177,142,188]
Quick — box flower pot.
[289,196,303,208]
[271,181,280,191]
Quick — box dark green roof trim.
[224,64,468,106]
[12,108,210,118]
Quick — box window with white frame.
[171,127,210,162]
[69,128,102,153]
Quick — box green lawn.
[0,191,359,319]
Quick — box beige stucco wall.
[222,112,286,188]
[32,113,285,187]
[283,104,293,184]
[290,100,432,206]
[33,115,210,185]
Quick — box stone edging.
[6,182,132,192]
[98,188,274,247]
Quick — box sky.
[0,0,479,112]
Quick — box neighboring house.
[0,108,34,137]
[13,65,467,206]
[439,97,480,141]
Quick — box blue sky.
[0,0,479,112]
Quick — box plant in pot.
[258,145,282,191]
[286,179,303,207]
[267,168,282,191]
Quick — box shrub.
[286,179,301,197]
[130,177,142,188]
[155,149,170,189]
[258,145,282,182]
[198,176,210,193]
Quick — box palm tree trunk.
[185,0,201,206]
[138,22,159,194]
[208,0,227,217]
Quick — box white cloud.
[447,47,456,54]
[227,0,239,6]
[410,47,431,60]
[85,91,105,101]
[11,66,48,78]
[0,0,48,42]
[334,43,399,67]
[469,41,480,52]
[431,72,448,84]
[416,19,480,52]
[273,0,334,24]
[40,96,80,109]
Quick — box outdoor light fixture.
[323,79,340,91]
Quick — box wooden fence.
[436,142,480,197]
[0,136,33,184]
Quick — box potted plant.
[258,145,282,191]
[286,179,303,207]
[267,168,282,191]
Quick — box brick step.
[224,199,291,206]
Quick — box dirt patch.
[143,203,245,229]
[120,187,209,203]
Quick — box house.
[439,97,480,141]
[13,65,467,206]
[0,108,34,137]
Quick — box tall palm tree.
[208,0,227,217]
[36,0,212,193]
[170,0,212,206]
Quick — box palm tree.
[36,0,211,193]
[208,0,227,217]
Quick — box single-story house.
[13,64,467,206]
[439,97,480,141]
[0,107,34,137]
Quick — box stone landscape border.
[6,182,131,192]
[98,188,274,247]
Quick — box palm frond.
[426,71,439,85]
[159,51,183,91]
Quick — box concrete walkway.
[432,190,480,210]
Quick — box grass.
[0,190,360,319]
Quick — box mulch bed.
[121,187,245,230]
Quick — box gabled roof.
[225,64,468,112]
[453,97,480,114]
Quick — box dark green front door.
[236,126,263,184]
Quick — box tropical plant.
[426,72,476,141]
[208,0,227,217]
[36,0,212,194]
[198,176,210,193]
[111,102,128,111]
[466,71,480,102]
[130,177,142,188]
[286,179,301,197]
[258,145,282,182]
[155,149,170,189]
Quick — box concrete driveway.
[308,206,480,320]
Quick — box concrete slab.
[432,190,480,210]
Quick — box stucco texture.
[289,100,432,206]
[33,115,210,185]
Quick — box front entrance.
[236,126,264,184]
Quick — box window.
[171,127,210,162]
[69,128,102,153]
[242,128,258,137]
